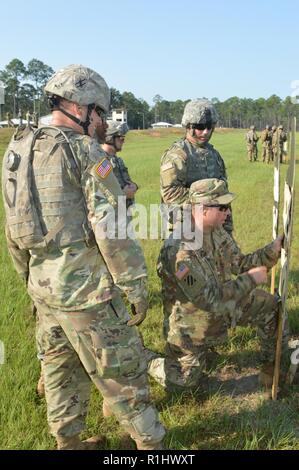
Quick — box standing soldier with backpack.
[2,64,165,450]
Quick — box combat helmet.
[181,99,218,127]
[278,125,283,129]
[105,120,129,144]
[44,64,110,134]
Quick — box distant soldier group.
[247,124,288,163]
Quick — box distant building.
[111,108,127,124]
[151,122,173,128]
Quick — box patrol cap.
[189,178,236,205]
[278,124,283,129]
[44,64,110,113]
[250,125,255,130]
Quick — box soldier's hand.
[248,266,268,285]
[127,300,148,327]
[273,235,284,254]
[123,183,137,200]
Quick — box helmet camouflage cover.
[105,120,129,144]
[44,64,110,113]
[106,120,129,138]
[181,99,218,127]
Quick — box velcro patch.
[94,158,112,179]
[161,162,174,172]
[175,263,190,280]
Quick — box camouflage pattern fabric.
[160,138,233,233]
[5,129,147,309]
[36,295,165,445]
[181,99,218,127]
[148,228,281,390]
[246,130,259,161]
[106,153,136,208]
[261,128,272,163]
[4,127,165,446]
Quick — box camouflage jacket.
[104,152,136,208]
[160,138,227,206]
[158,228,279,319]
[5,127,147,310]
[246,130,259,146]
[261,129,271,146]
[160,137,233,232]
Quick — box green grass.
[1,127,299,450]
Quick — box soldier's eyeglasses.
[193,121,213,131]
[207,204,230,212]
[95,106,107,122]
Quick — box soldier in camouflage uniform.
[261,125,272,163]
[102,120,138,208]
[277,125,288,163]
[160,99,233,234]
[148,178,284,391]
[246,125,259,162]
[269,125,277,162]
[2,65,165,450]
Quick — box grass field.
[0,127,299,450]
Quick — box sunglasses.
[207,204,230,212]
[94,106,107,122]
[192,121,213,131]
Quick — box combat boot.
[135,440,164,450]
[259,362,287,390]
[259,362,275,389]
[102,400,113,418]
[56,434,106,450]
[36,373,45,397]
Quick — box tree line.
[0,58,298,130]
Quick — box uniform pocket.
[90,312,143,379]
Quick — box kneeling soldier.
[149,178,285,391]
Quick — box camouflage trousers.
[35,295,165,446]
[262,145,272,163]
[149,289,281,390]
[247,145,258,161]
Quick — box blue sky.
[0,0,297,105]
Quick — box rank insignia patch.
[95,158,112,179]
[175,263,190,280]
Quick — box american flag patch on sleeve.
[175,263,190,280]
[95,158,112,179]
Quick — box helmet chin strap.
[58,104,95,135]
